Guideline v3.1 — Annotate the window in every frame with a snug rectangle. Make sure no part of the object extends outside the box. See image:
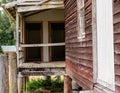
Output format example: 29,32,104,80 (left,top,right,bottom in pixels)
77,0,85,41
